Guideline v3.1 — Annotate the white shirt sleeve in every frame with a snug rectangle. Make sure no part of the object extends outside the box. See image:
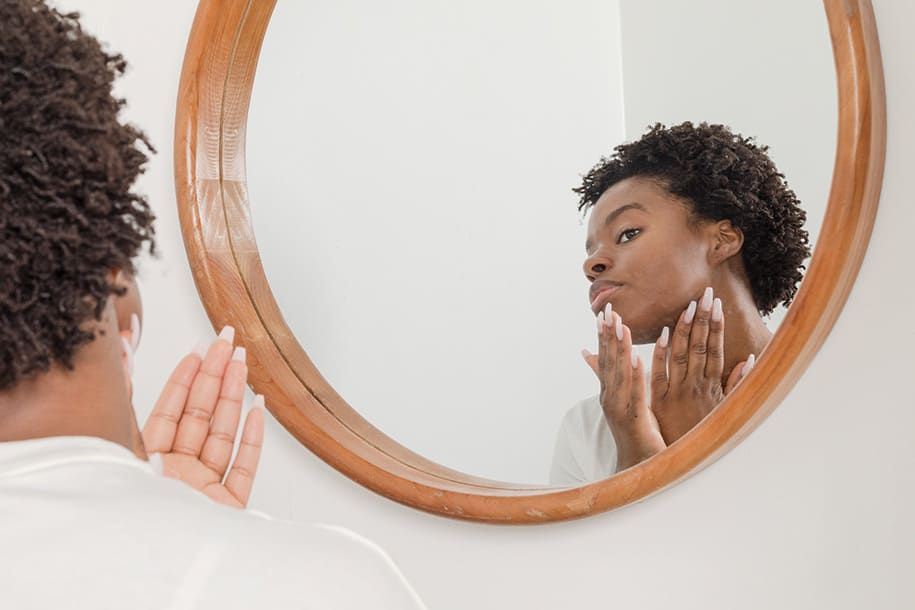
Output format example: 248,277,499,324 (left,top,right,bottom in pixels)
188,518,428,610
549,396,617,486
549,406,589,486
0,437,427,610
